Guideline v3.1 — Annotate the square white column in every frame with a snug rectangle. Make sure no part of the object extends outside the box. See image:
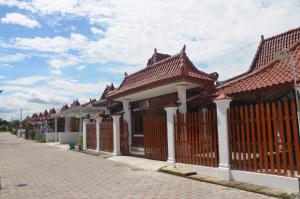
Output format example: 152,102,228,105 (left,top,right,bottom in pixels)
96,117,103,152
214,97,232,180
54,117,58,133
176,85,187,114
82,119,88,150
79,117,83,132
165,105,178,167
122,100,132,150
112,115,121,156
